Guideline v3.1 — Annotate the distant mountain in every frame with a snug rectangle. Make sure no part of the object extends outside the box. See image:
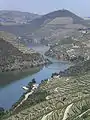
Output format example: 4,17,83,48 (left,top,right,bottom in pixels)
31,9,85,44
30,9,84,26
0,10,40,25
0,9,85,44
84,18,90,27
